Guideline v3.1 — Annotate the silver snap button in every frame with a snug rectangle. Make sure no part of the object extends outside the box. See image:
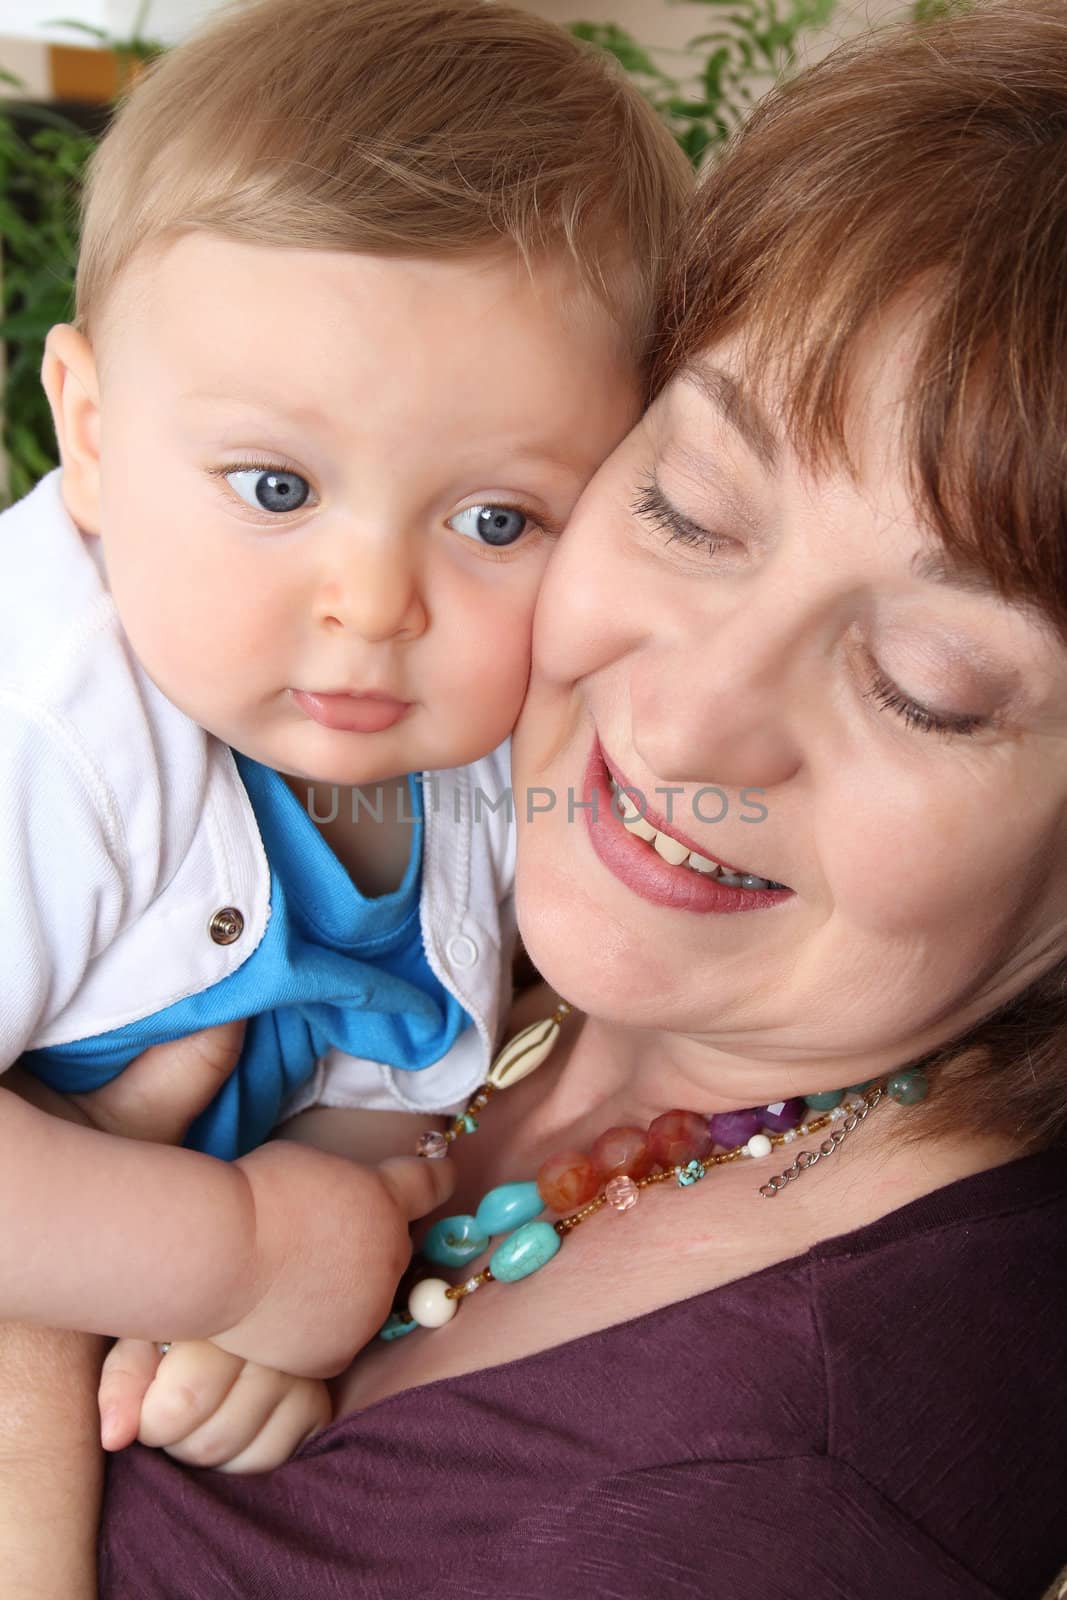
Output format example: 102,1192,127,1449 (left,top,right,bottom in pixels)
208,906,245,946
446,934,478,967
